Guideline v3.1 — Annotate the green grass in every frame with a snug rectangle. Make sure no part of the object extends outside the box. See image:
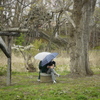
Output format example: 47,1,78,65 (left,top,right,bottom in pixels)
0,72,100,100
